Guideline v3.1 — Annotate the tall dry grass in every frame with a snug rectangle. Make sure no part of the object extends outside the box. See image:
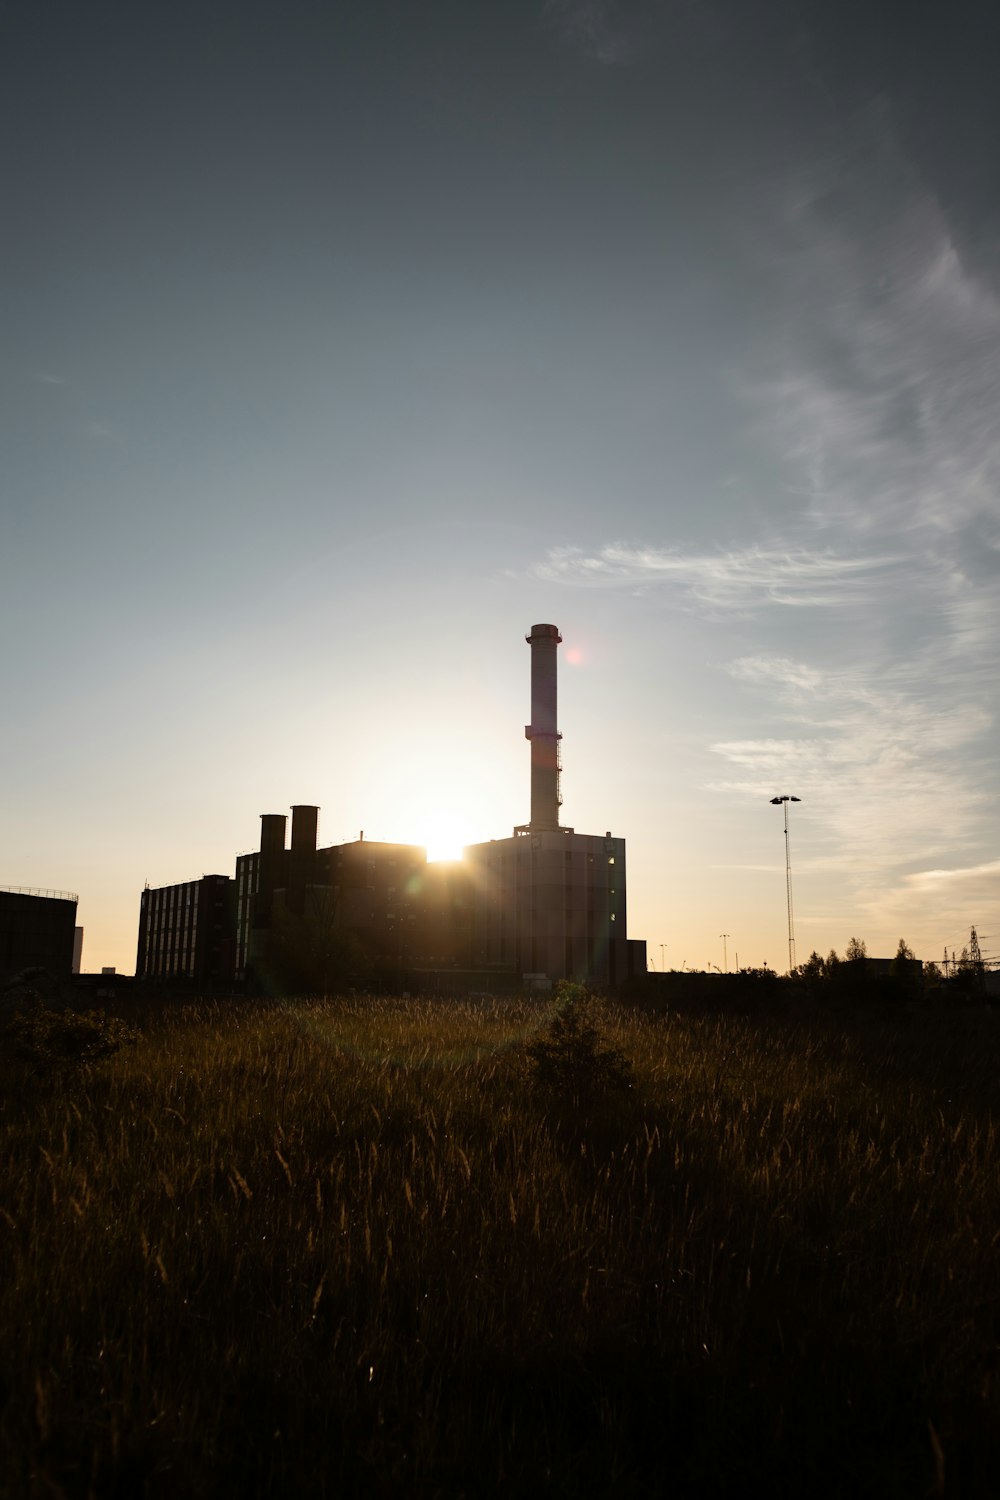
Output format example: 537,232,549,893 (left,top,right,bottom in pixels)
1,994,998,1496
